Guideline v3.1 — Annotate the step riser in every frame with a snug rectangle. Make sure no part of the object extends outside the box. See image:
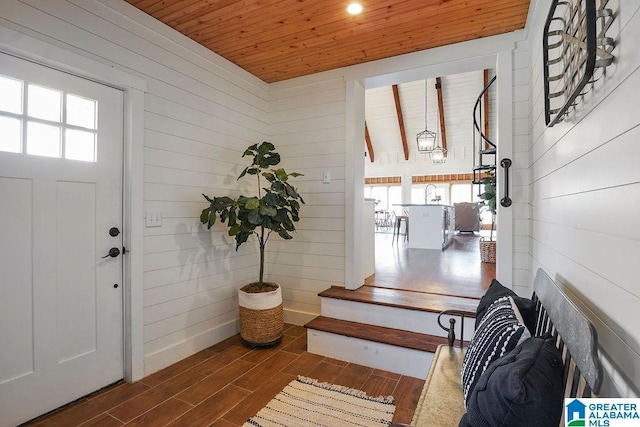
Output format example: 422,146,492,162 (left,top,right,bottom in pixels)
321,297,475,342
307,329,434,379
